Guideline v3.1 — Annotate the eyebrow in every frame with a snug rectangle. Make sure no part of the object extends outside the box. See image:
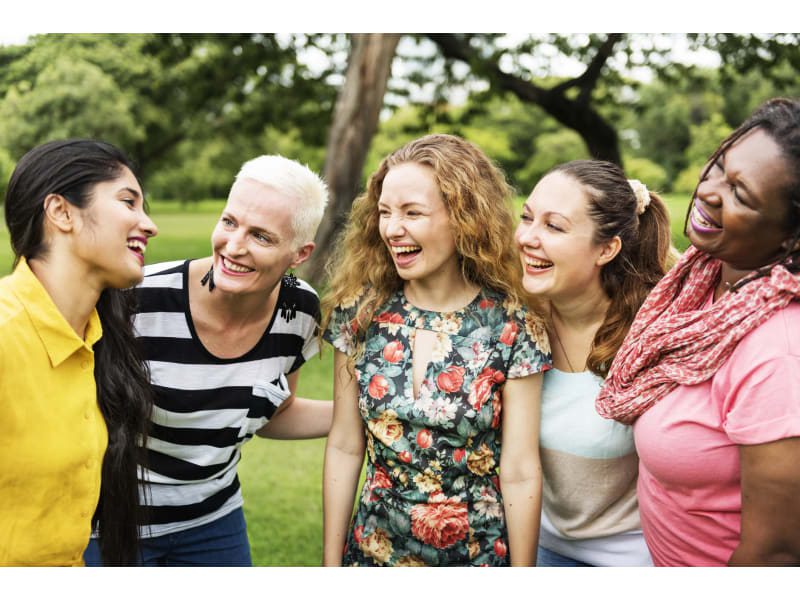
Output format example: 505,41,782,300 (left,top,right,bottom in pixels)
221,211,280,240
377,200,429,209
719,153,754,199
522,203,571,222
119,187,141,198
